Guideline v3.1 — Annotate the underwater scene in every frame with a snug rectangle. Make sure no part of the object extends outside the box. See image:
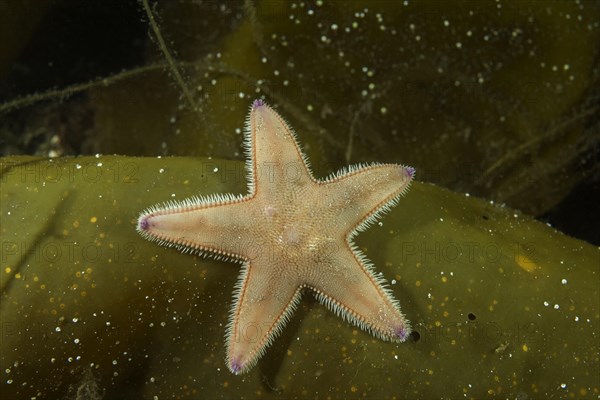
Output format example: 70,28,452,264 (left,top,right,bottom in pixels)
0,1,598,399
